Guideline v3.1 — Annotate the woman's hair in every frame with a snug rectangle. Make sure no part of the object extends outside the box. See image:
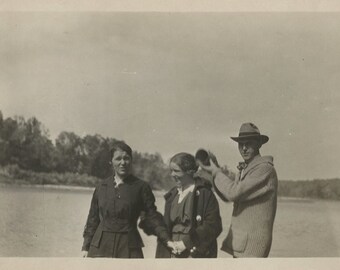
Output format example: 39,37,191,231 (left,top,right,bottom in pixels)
170,152,198,175
110,141,133,160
